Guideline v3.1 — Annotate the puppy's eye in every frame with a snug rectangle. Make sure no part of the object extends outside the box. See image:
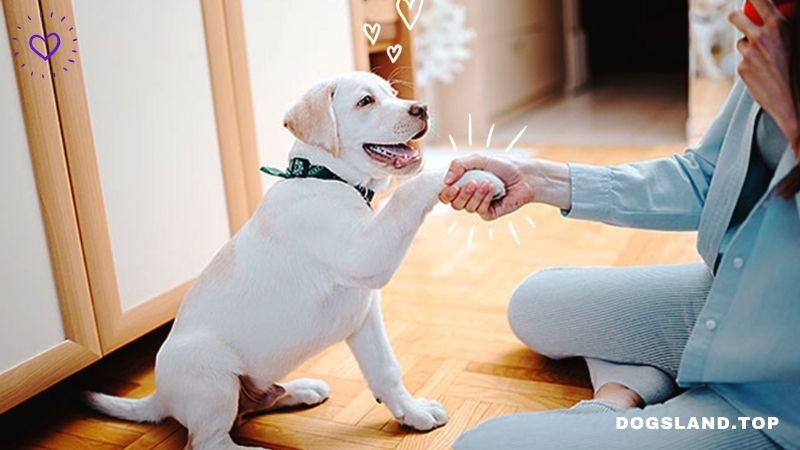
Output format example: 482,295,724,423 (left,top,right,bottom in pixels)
357,95,375,108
